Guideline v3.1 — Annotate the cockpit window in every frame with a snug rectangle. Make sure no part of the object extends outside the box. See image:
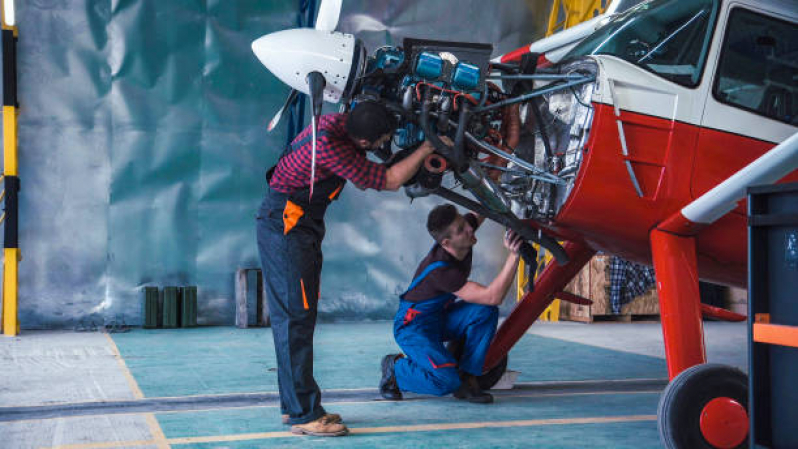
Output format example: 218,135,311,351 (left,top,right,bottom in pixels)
564,0,718,87
713,8,798,125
